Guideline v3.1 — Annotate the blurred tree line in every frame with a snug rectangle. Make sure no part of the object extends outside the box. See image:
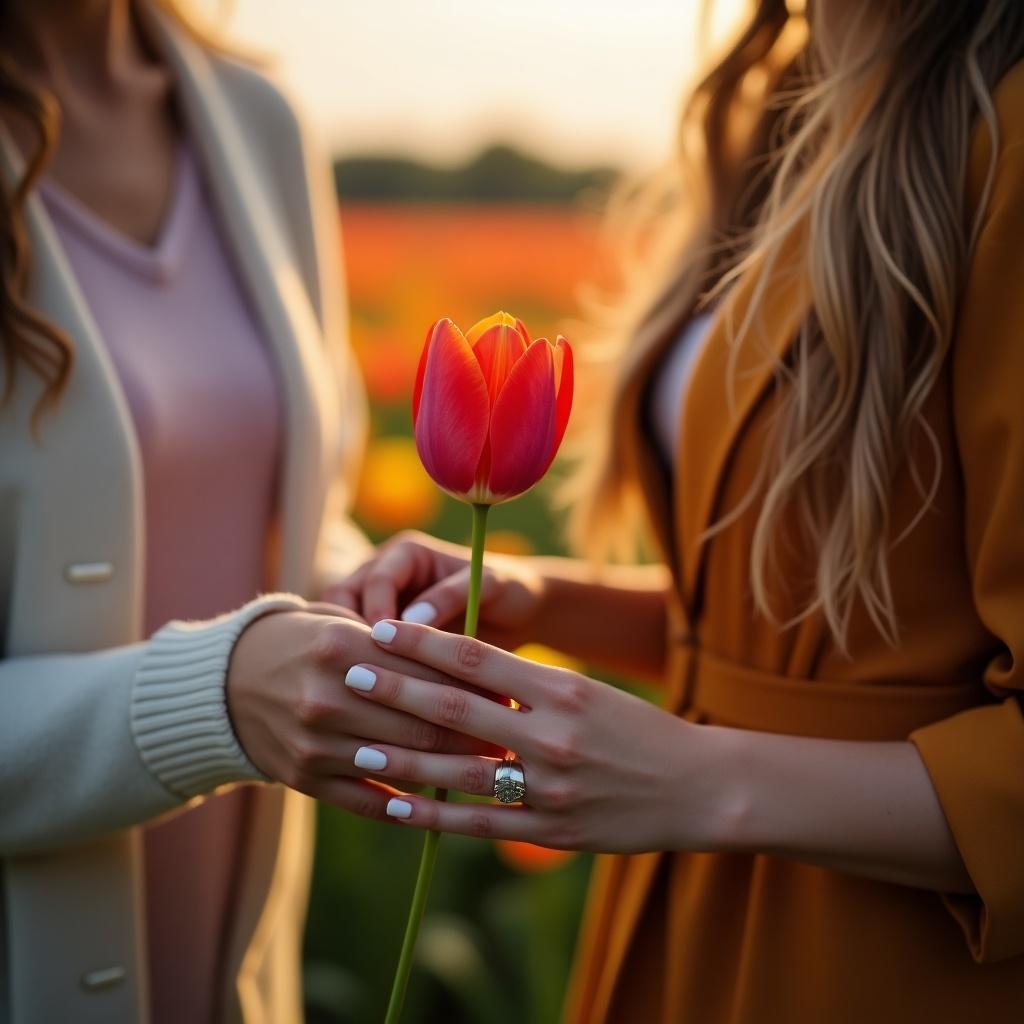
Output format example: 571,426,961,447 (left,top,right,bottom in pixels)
334,143,617,204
